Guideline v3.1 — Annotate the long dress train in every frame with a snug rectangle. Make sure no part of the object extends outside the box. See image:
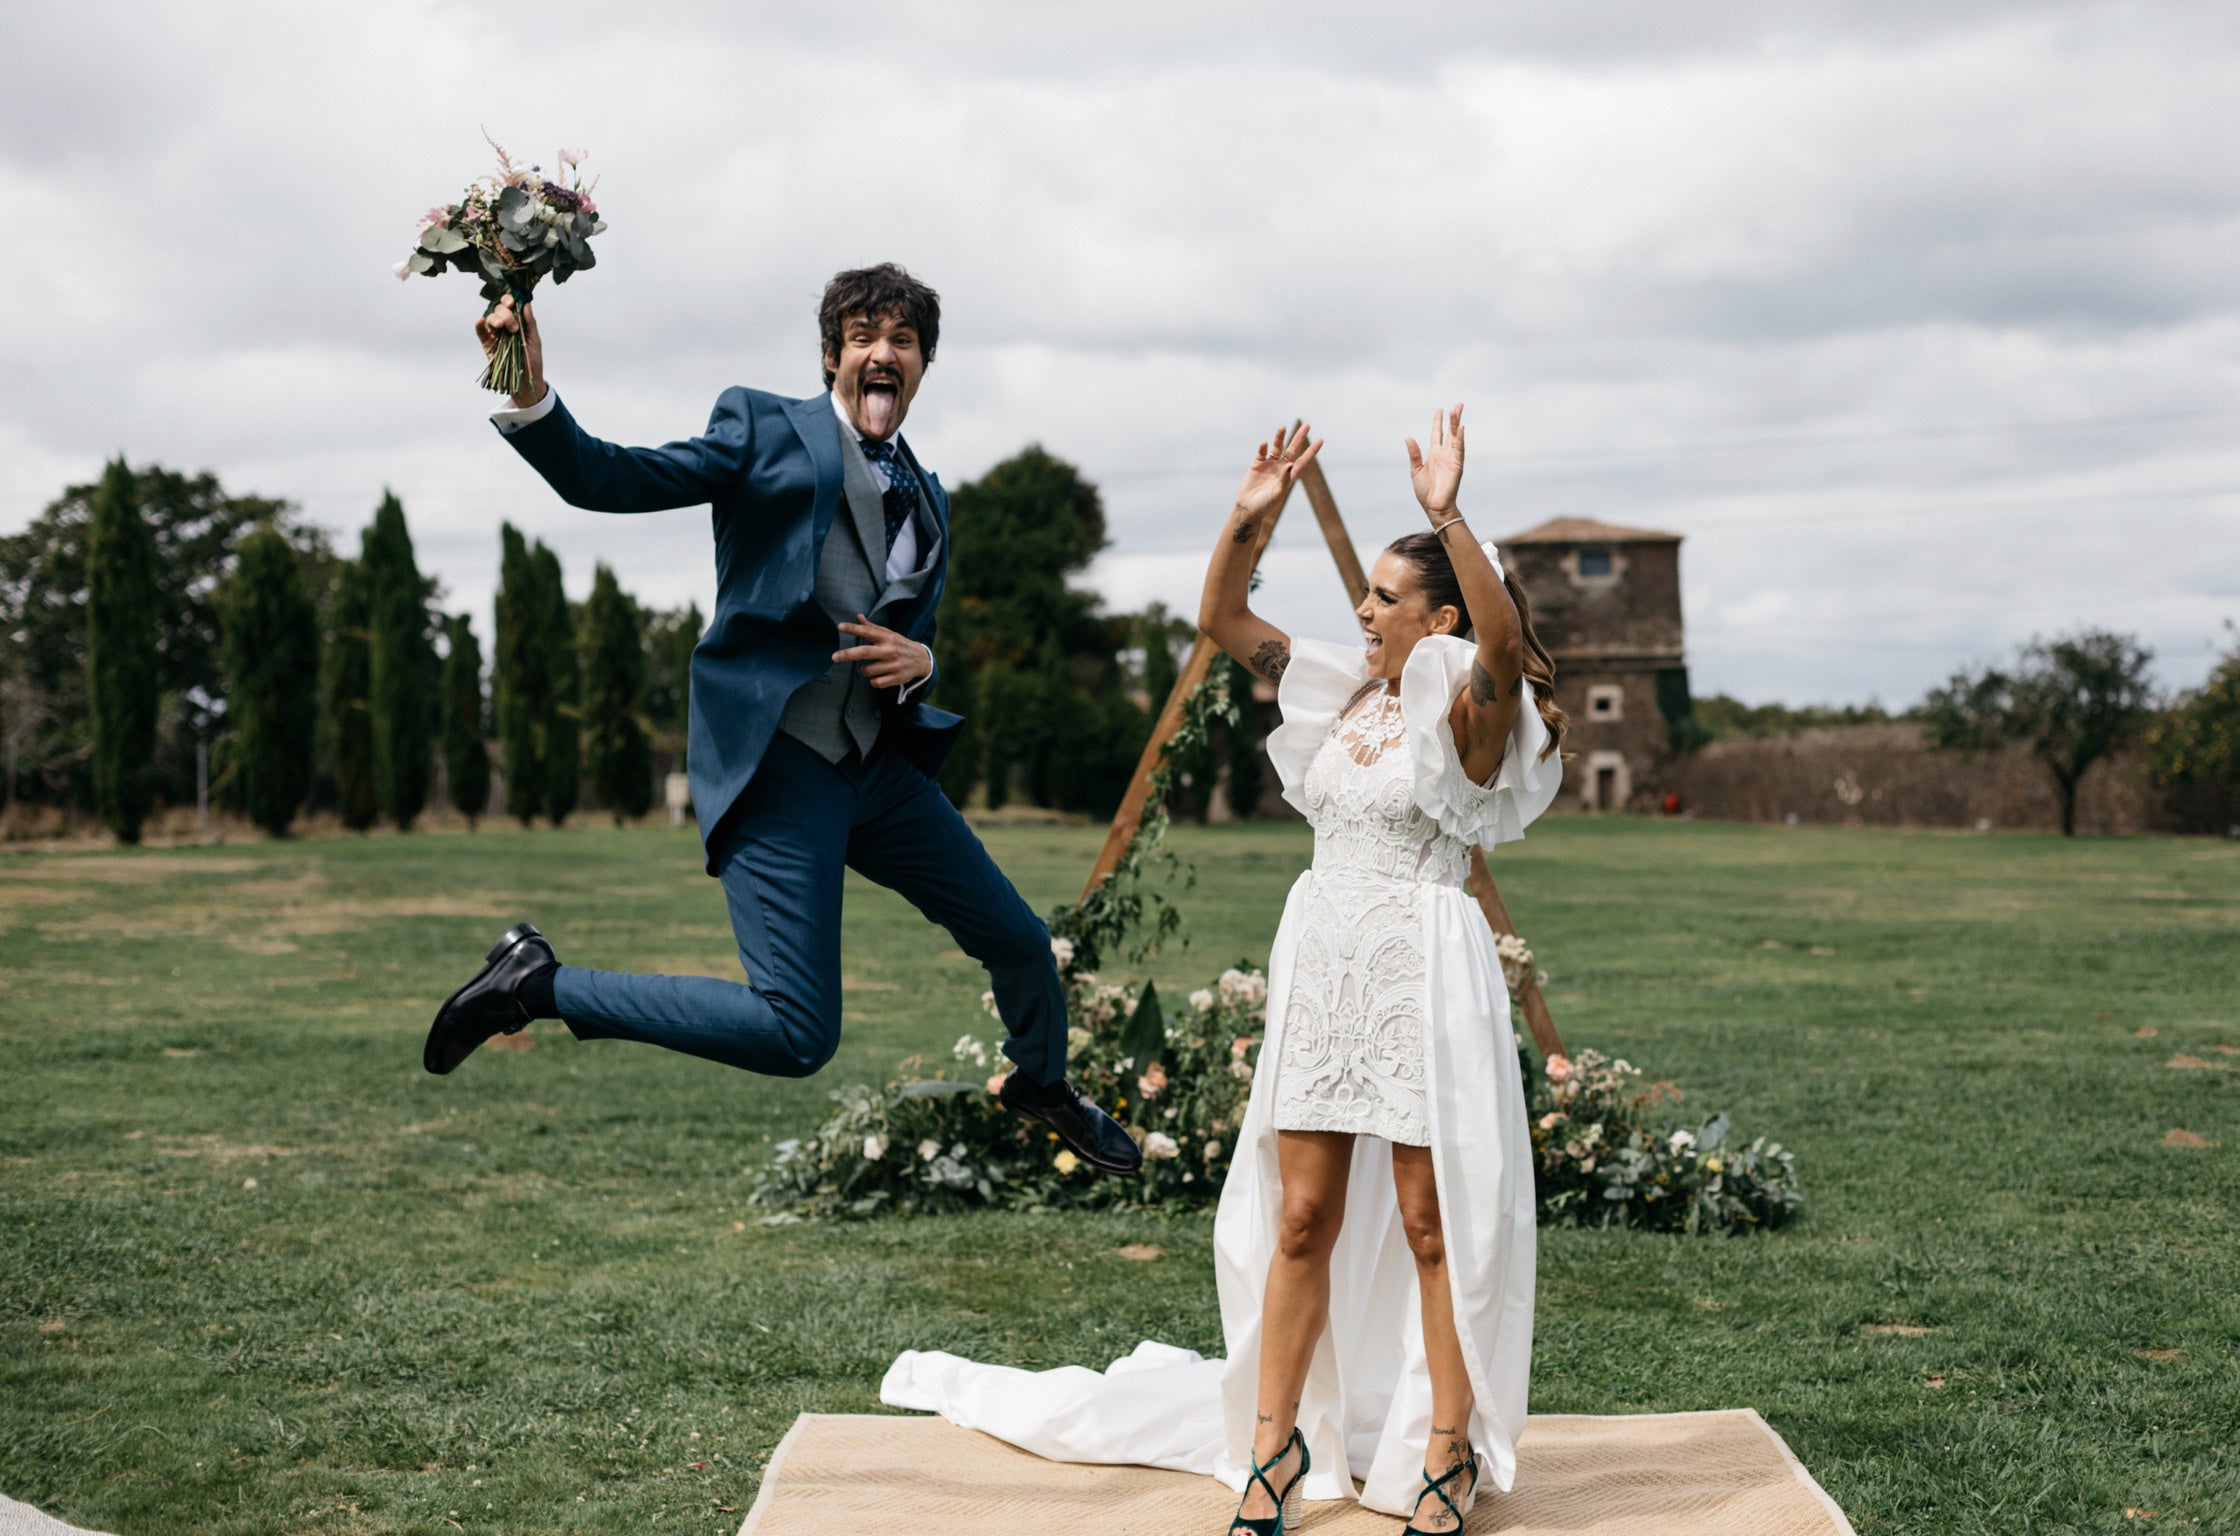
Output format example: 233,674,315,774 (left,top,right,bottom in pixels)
882,634,1561,1516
